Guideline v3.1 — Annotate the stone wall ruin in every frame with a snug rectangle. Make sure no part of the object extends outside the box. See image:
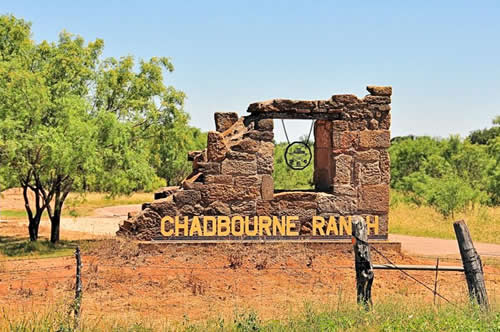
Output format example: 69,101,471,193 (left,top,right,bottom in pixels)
117,85,392,241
